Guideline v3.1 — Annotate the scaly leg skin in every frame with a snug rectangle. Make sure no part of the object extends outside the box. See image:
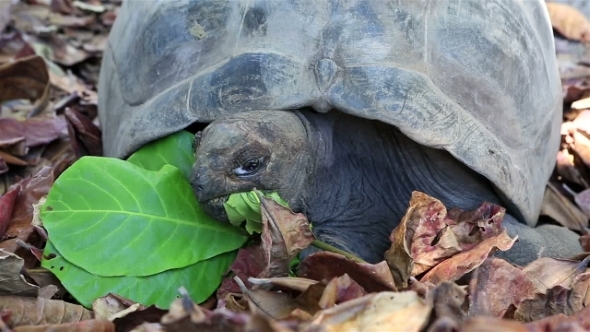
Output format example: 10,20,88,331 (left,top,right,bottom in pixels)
496,214,584,266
